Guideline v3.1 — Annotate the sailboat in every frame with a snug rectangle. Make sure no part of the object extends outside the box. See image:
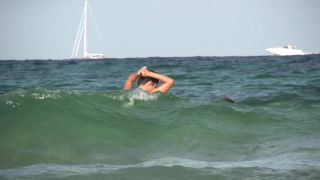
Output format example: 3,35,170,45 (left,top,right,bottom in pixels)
71,0,105,59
